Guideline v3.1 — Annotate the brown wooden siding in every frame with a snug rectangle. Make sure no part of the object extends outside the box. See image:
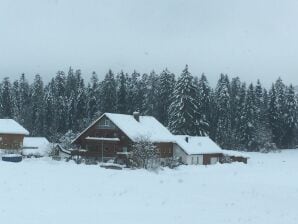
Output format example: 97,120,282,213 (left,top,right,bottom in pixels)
0,134,25,149
203,153,222,165
157,142,173,158
73,115,173,158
